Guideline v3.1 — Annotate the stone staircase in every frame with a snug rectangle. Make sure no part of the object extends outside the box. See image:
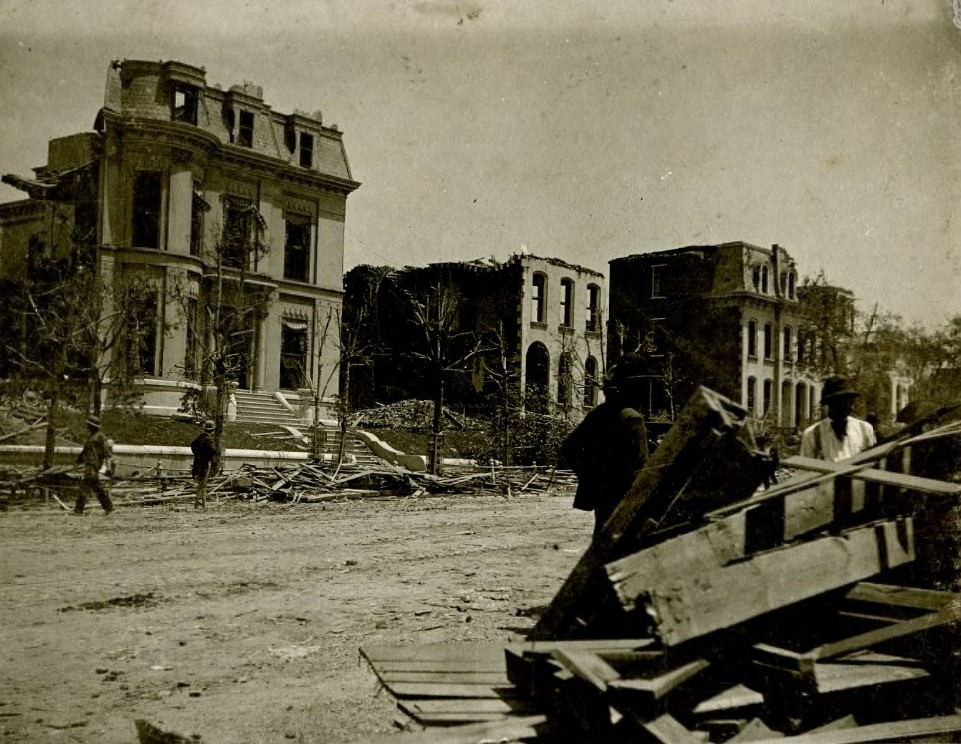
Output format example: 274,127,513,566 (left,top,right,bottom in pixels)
232,390,304,426
231,391,384,467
